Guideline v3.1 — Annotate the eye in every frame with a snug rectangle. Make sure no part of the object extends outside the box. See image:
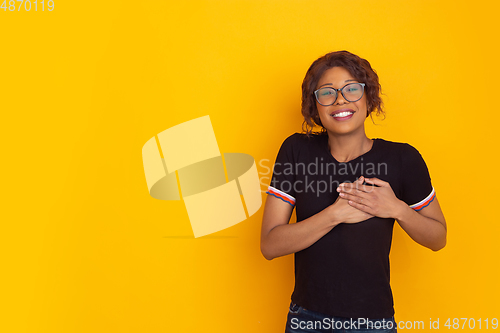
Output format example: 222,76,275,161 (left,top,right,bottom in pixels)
320,88,334,96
